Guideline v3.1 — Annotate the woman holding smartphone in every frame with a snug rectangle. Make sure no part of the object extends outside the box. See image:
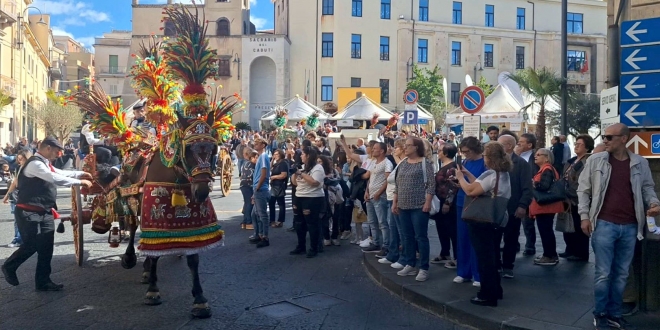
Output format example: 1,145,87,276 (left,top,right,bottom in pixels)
290,147,325,258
